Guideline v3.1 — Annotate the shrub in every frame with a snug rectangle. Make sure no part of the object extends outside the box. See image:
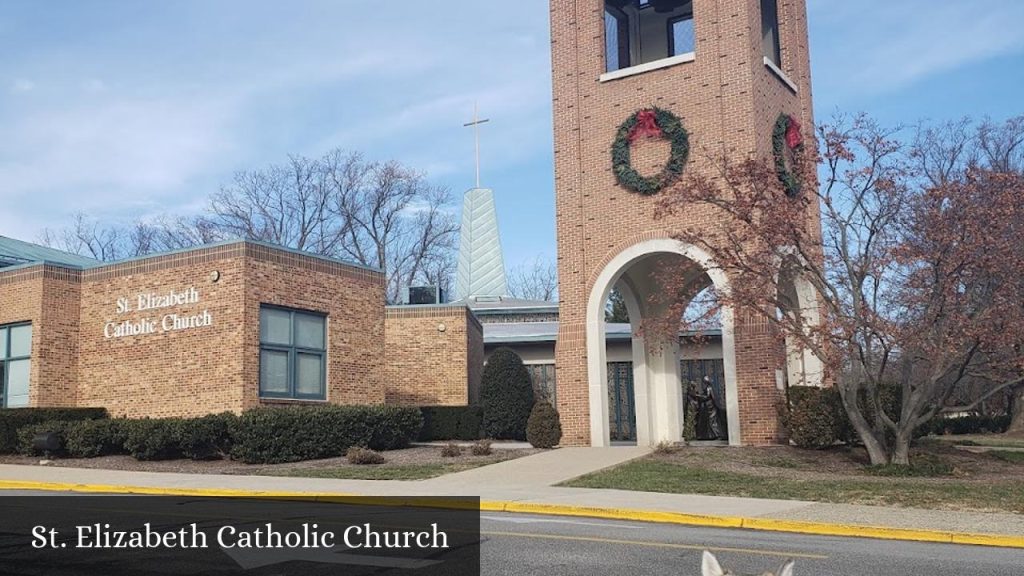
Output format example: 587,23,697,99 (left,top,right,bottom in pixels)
653,441,679,455
480,348,534,440
18,420,76,456
65,418,129,458
779,386,839,449
526,401,562,449
440,443,462,457
470,439,492,456
178,412,238,460
231,405,423,464
346,446,385,465
123,418,184,461
368,406,424,451
923,414,1011,436
0,408,107,454
418,406,483,441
